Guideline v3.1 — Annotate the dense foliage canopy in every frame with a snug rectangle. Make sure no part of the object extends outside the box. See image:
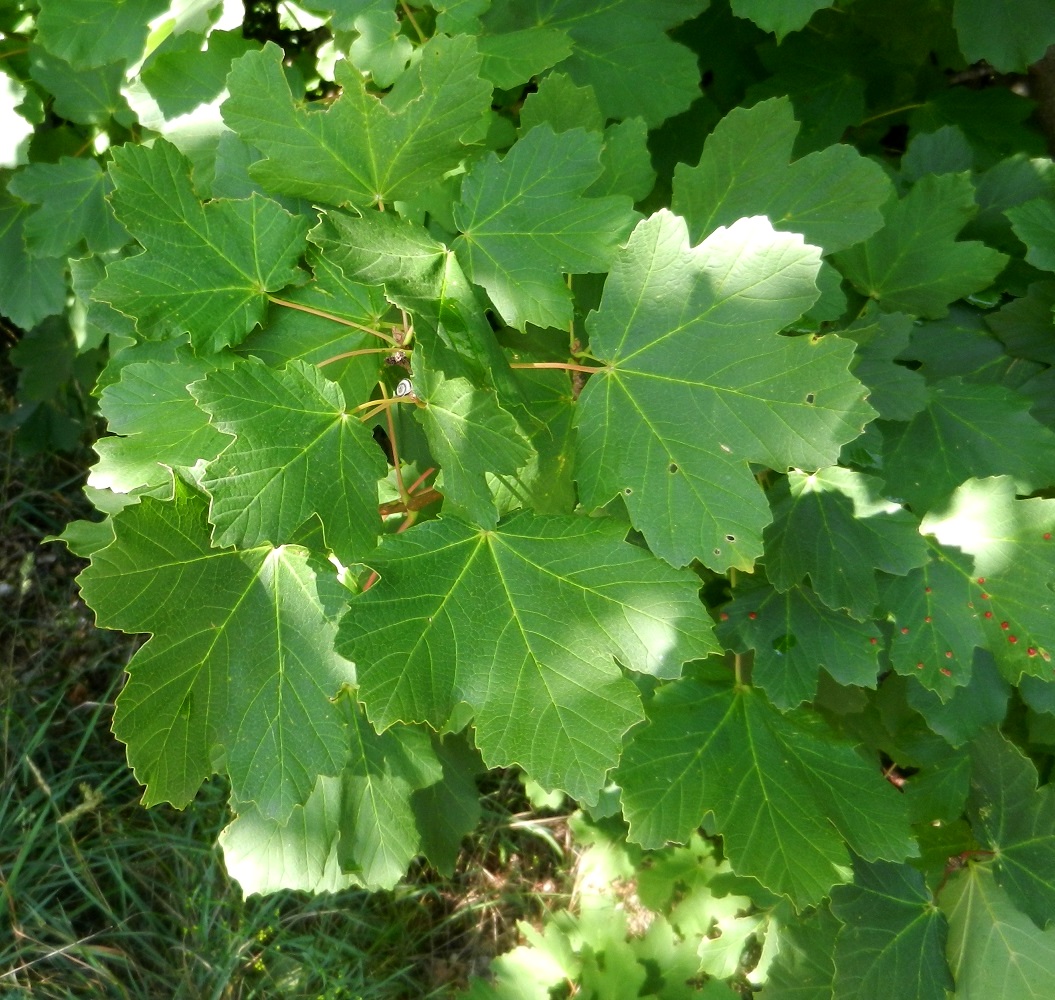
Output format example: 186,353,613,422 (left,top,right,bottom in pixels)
5,0,1055,995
